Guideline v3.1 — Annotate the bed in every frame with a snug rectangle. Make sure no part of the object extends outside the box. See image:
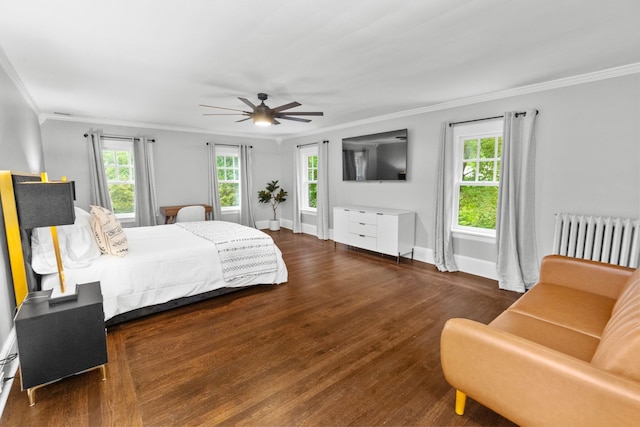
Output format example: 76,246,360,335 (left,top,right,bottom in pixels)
1,171,287,325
